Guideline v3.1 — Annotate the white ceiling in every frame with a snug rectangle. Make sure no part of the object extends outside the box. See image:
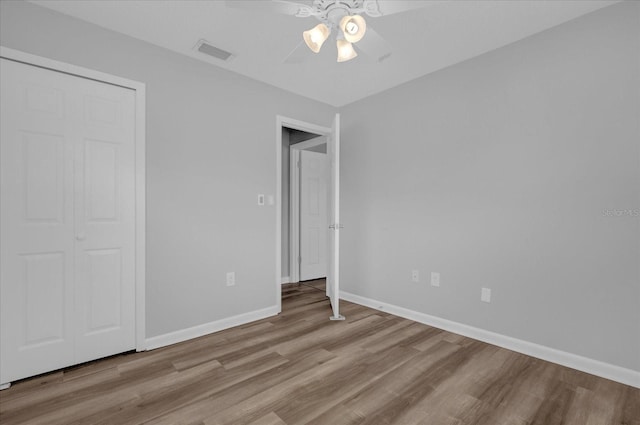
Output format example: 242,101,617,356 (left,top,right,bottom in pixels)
30,0,618,107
